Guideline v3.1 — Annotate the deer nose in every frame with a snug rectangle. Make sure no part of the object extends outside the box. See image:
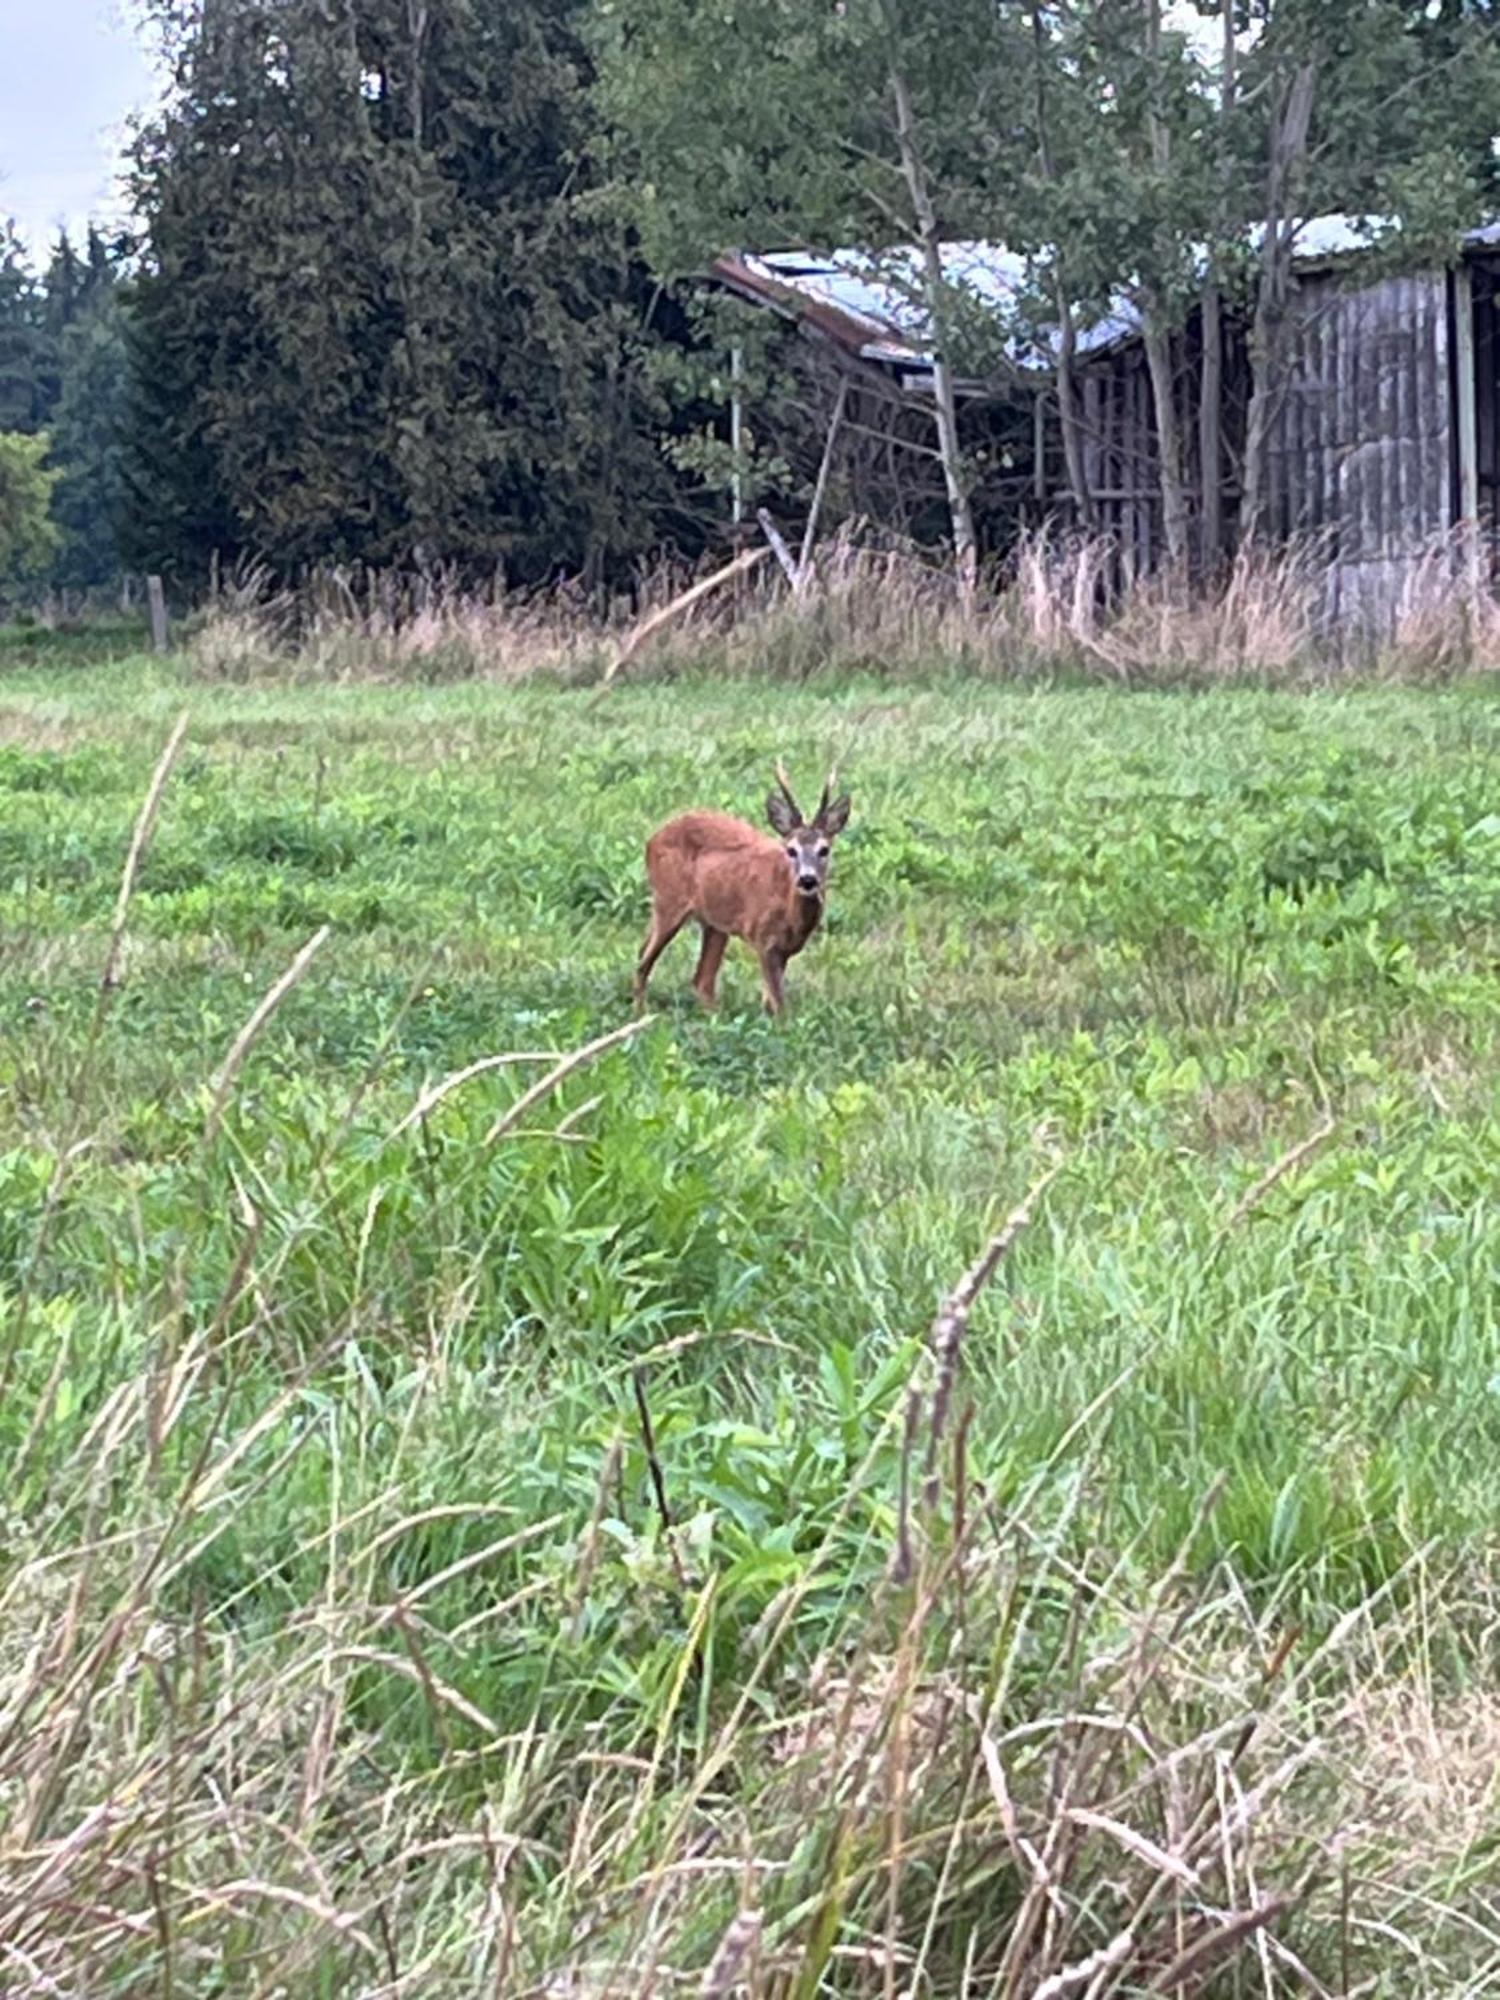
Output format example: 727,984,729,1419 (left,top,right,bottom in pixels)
797,870,819,892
